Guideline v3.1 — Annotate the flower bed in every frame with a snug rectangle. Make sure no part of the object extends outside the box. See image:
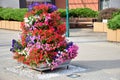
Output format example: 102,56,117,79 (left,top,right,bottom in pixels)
0,20,21,30
10,3,78,70
93,22,108,32
107,14,120,42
